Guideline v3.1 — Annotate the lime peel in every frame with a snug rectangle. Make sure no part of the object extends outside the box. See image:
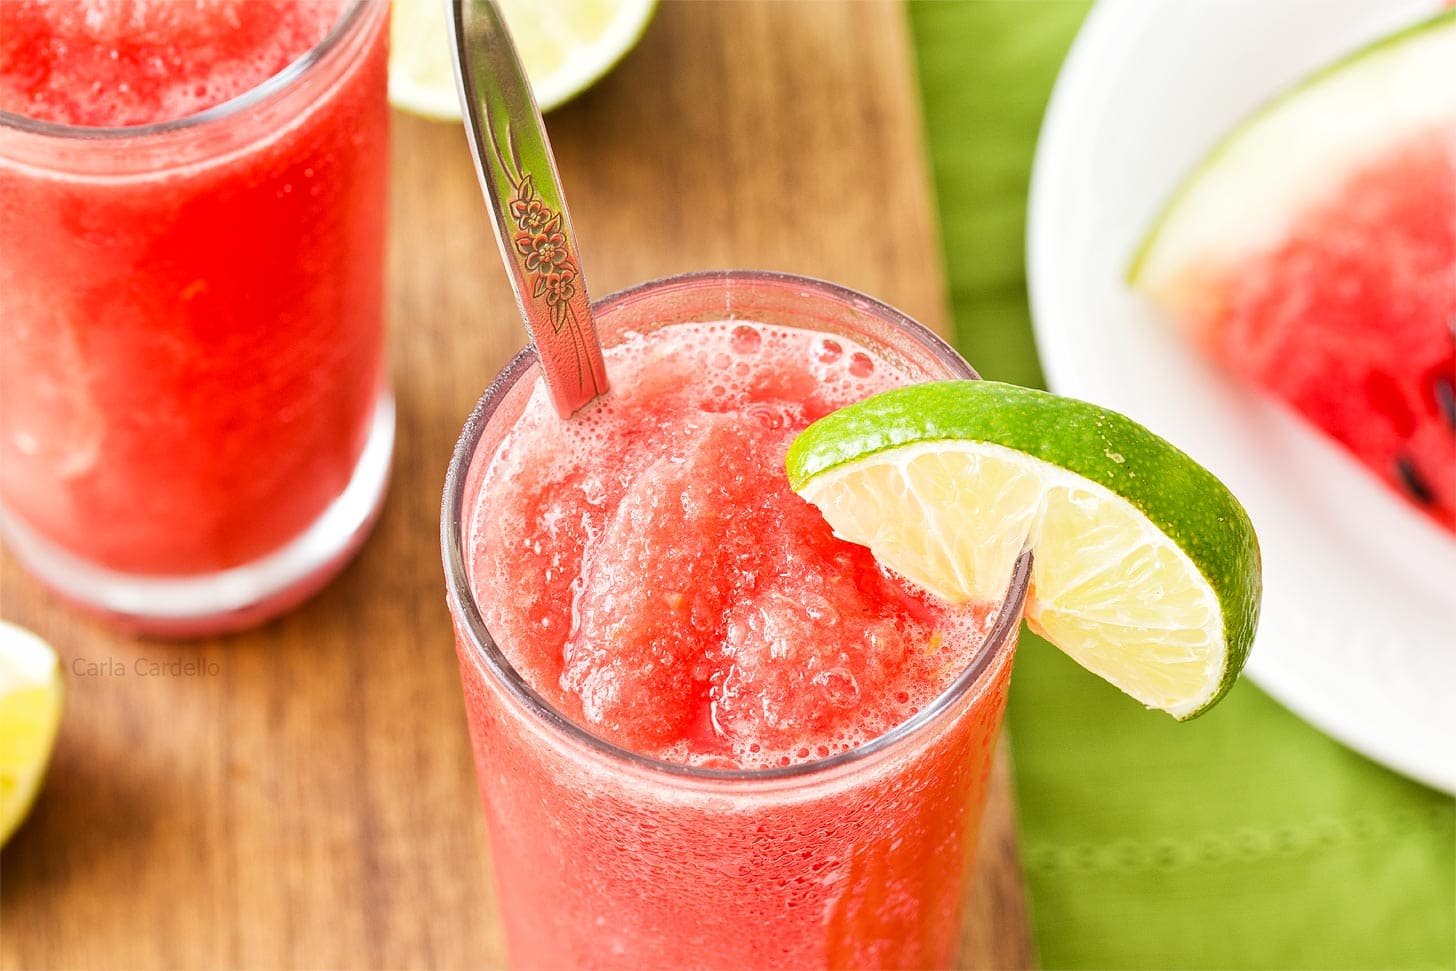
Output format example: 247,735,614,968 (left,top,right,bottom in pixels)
787,380,1261,719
